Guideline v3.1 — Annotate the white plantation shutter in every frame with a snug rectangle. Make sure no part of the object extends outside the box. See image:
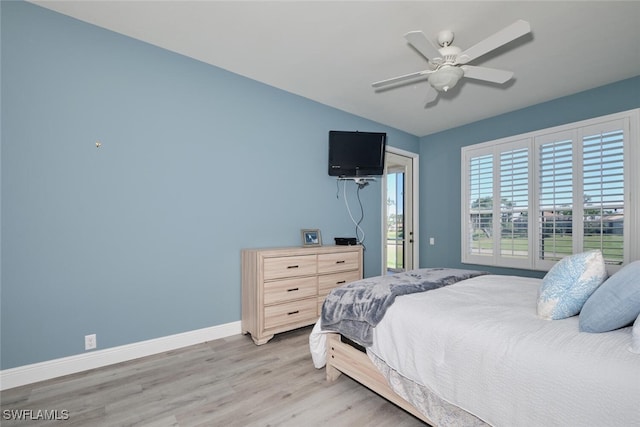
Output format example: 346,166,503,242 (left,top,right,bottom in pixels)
581,121,625,265
463,140,532,268
461,109,638,272
537,132,574,263
467,153,493,258
500,147,529,259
